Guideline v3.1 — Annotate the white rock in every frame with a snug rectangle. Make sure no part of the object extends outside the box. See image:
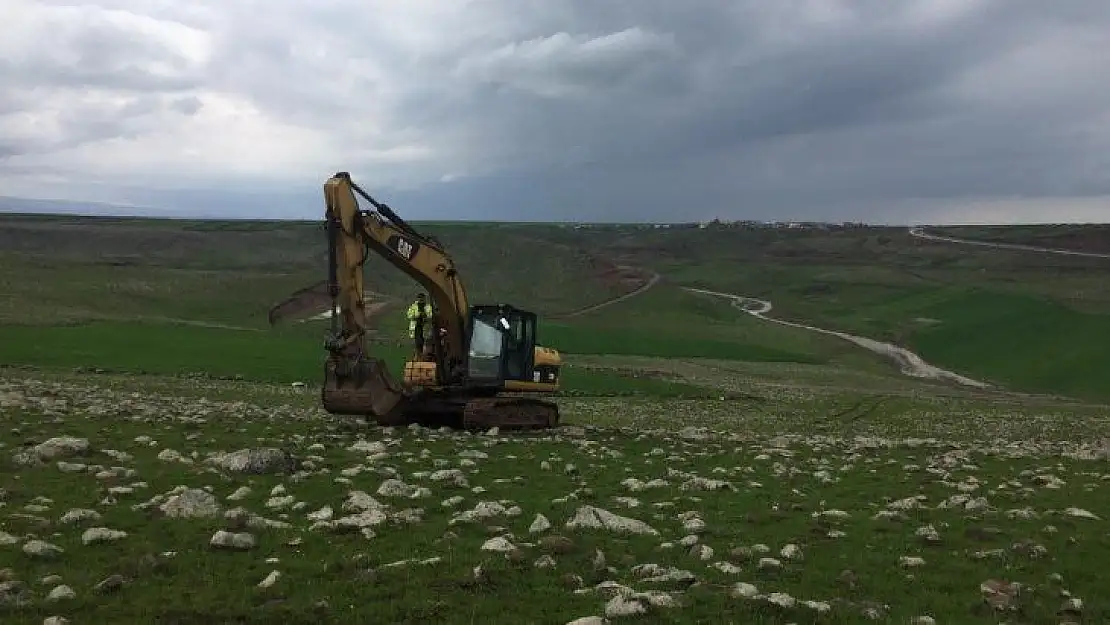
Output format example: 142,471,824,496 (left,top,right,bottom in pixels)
46,585,76,602
481,537,516,552
1064,507,1099,520
257,570,281,589
81,527,128,545
802,600,832,613
265,495,295,510
690,544,713,560
349,440,387,454
226,486,252,501
429,469,469,488
209,530,255,550
307,506,333,522
604,594,647,618
23,540,63,558
343,491,385,512
451,501,512,524
529,513,552,534
160,488,221,518
765,592,795,608
34,437,90,461
534,555,557,569
712,561,742,574
157,449,192,464
208,448,293,474
731,582,760,598
565,505,659,536
377,479,427,498
757,557,781,570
